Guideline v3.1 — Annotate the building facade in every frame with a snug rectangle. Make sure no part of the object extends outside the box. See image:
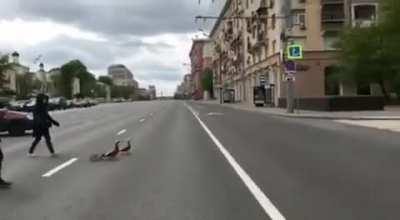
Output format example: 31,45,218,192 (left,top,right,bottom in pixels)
4,52,29,93
209,0,379,107
108,64,139,88
189,39,213,100
148,85,157,100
